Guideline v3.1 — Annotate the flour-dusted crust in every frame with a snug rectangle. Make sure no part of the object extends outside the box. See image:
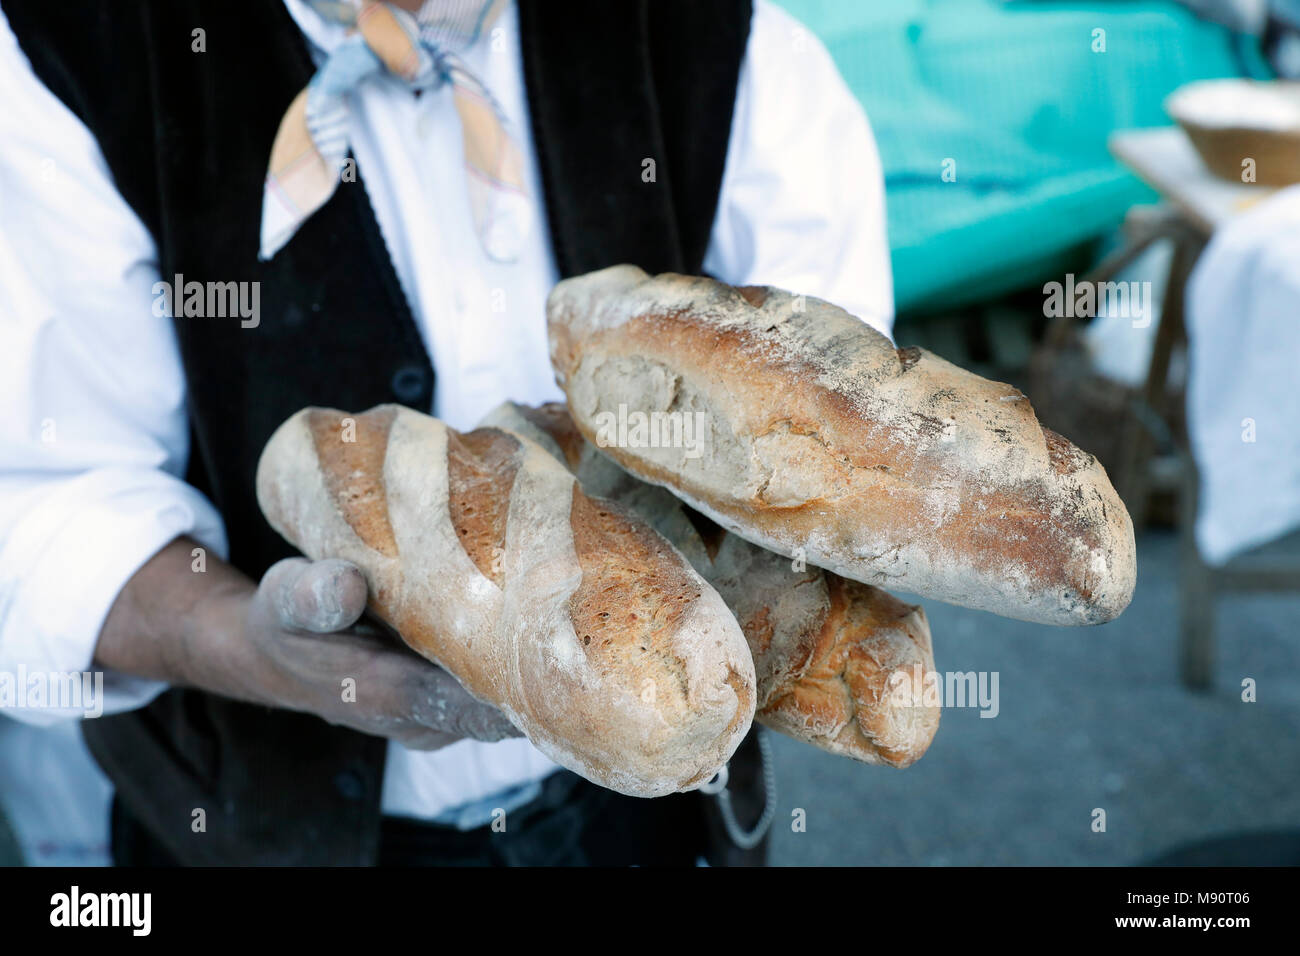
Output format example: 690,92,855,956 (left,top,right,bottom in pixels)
486,401,942,768
255,405,756,797
548,266,1136,626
